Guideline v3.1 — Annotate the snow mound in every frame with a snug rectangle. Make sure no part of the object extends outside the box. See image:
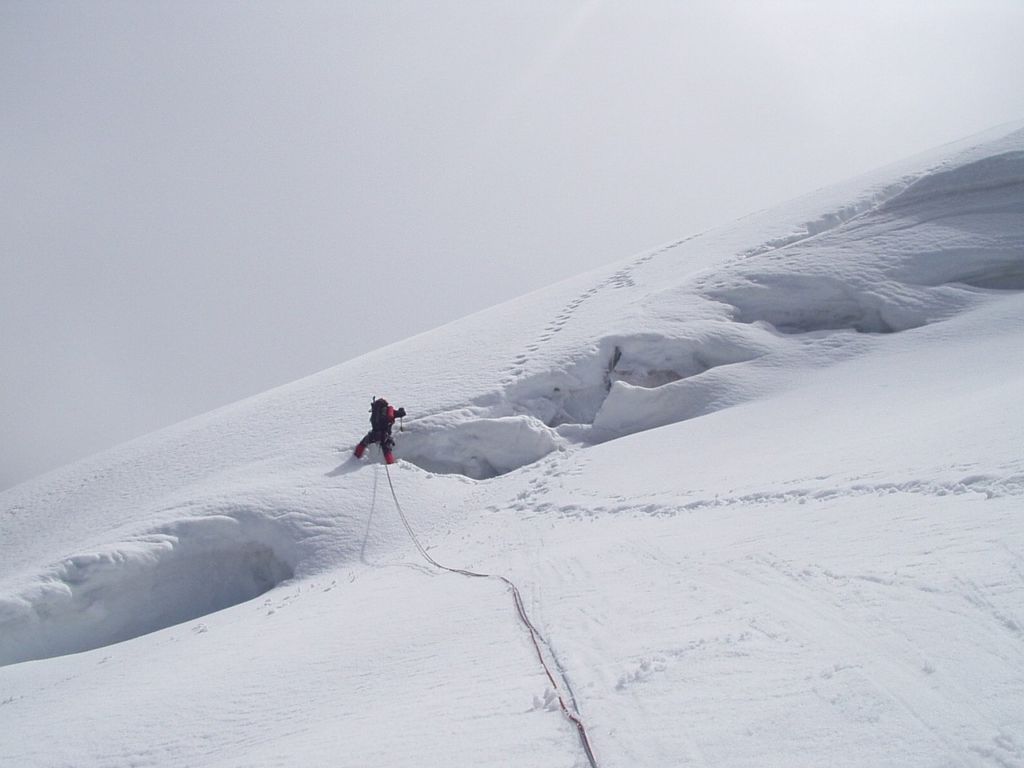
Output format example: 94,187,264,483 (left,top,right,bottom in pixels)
507,332,768,428
503,331,773,442
739,179,911,259
881,149,1024,212
0,514,295,666
886,150,1024,291
393,142,1024,476
710,273,931,334
397,330,771,479
398,414,562,480
707,149,1024,335
362,141,1024,480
